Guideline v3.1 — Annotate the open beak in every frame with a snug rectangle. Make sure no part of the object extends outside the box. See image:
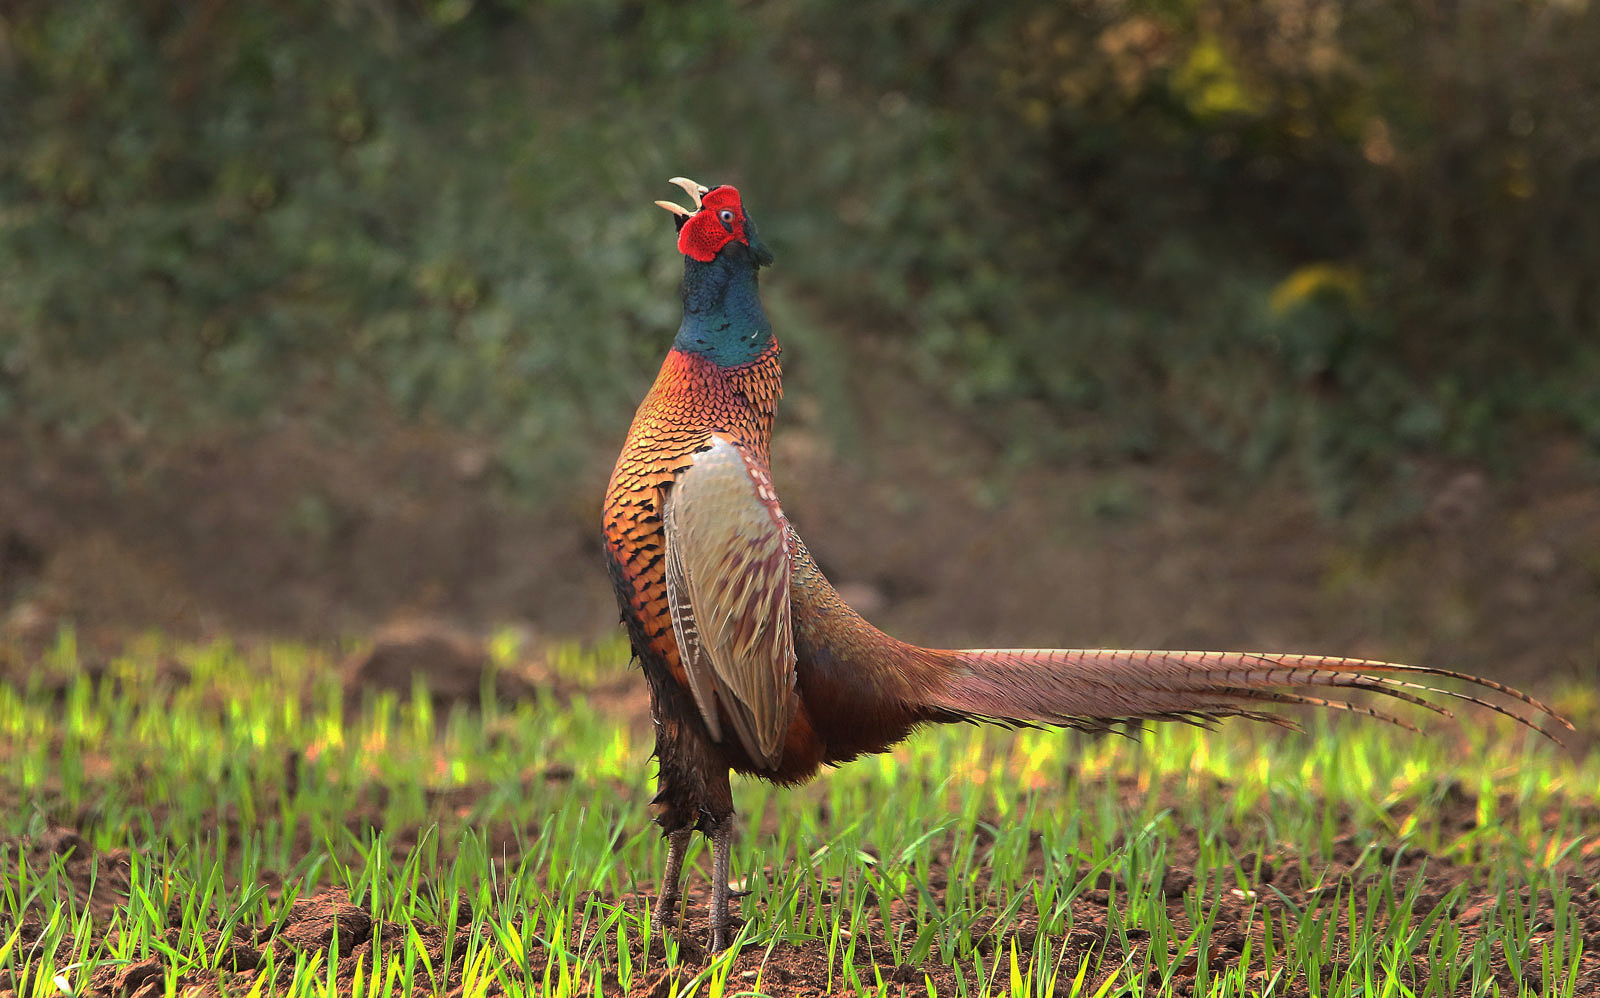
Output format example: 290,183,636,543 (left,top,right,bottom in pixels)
654,176,710,218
